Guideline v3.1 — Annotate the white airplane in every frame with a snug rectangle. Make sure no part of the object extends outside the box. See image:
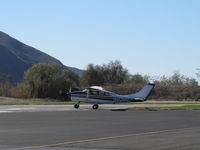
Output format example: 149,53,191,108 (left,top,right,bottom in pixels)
68,83,155,109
